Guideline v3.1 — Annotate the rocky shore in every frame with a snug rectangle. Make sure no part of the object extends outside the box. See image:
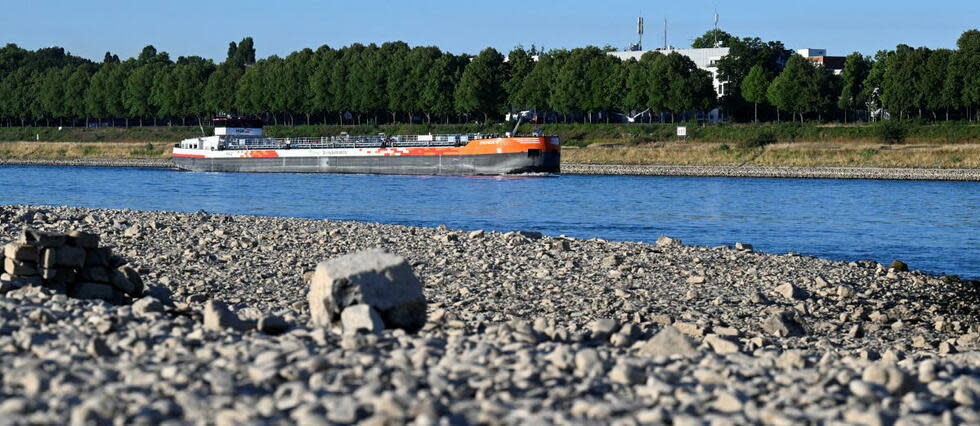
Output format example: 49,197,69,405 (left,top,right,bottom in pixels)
563,163,980,181
0,158,174,168
0,204,979,424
